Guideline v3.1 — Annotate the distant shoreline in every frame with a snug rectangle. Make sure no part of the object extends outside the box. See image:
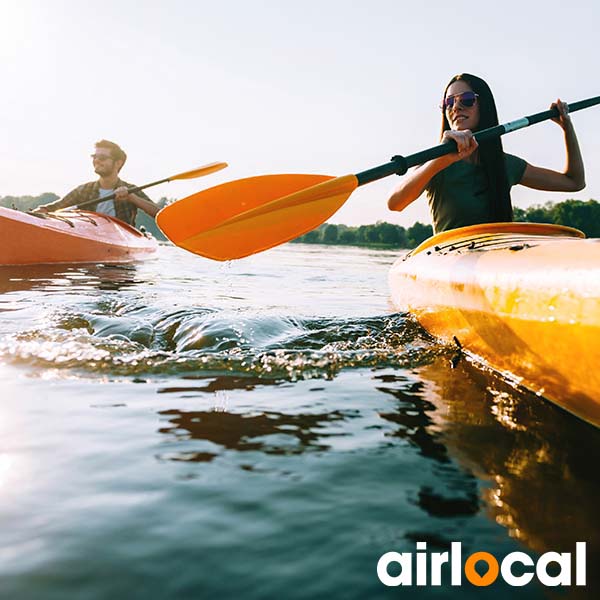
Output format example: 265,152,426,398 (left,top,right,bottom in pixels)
290,198,599,249
2,194,598,247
